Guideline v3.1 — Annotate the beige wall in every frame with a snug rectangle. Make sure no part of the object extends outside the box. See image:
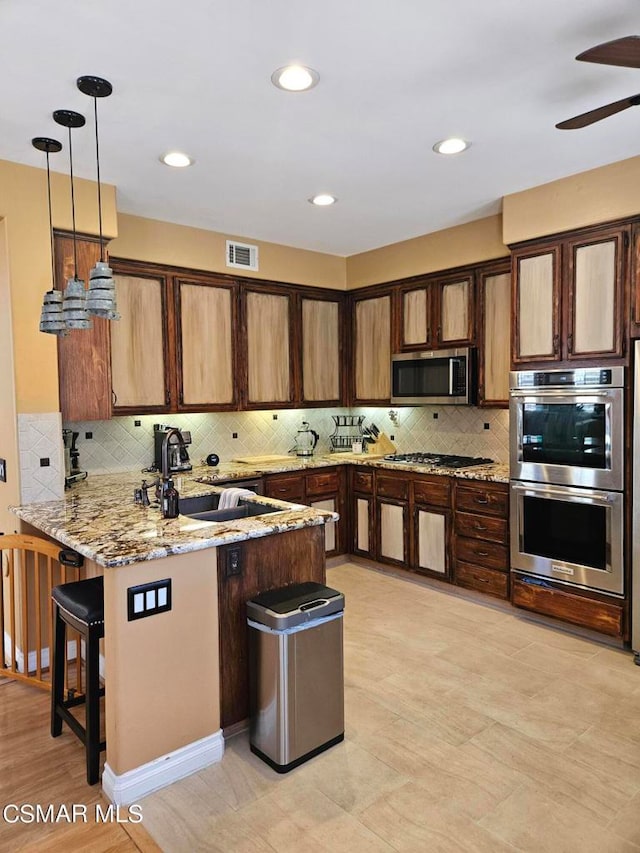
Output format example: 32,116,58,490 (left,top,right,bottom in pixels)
110,213,347,290
346,214,508,288
0,218,20,533
0,159,117,415
103,548,220,775
503,154,640,245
